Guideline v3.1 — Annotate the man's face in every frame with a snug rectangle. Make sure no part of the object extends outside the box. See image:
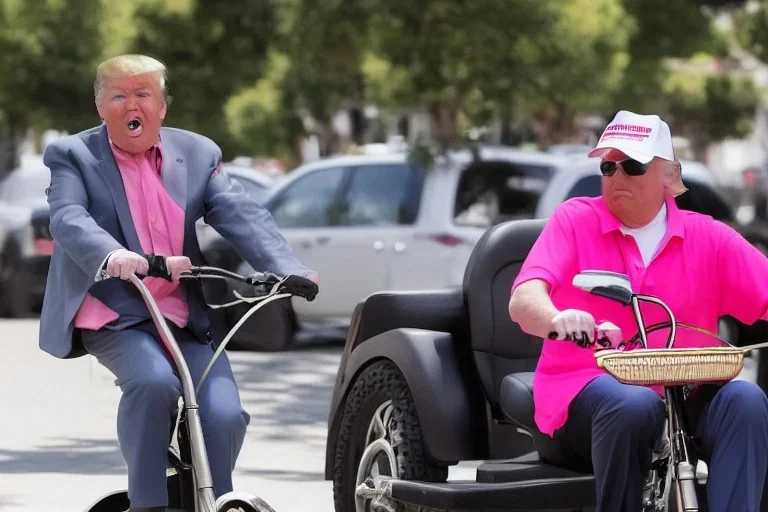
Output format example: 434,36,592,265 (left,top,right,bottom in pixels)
97,72,166,154
601,149,665,214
